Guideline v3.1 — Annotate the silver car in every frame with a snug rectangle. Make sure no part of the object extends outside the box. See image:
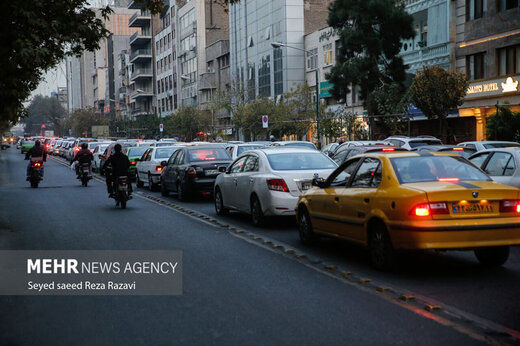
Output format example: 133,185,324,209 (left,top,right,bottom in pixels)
468,148,520,188
457,141,520,152
214,147,337,226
